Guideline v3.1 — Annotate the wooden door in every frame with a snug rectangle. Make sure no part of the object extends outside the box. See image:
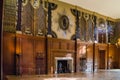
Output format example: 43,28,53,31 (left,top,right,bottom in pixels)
99,50,105,69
